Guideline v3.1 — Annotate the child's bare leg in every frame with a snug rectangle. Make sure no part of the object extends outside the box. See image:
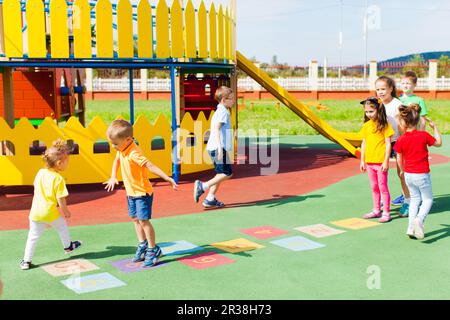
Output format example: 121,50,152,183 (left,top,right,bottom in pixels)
205,173,232,190
208,183,220,199
133,219,146,243
139,220,156,248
